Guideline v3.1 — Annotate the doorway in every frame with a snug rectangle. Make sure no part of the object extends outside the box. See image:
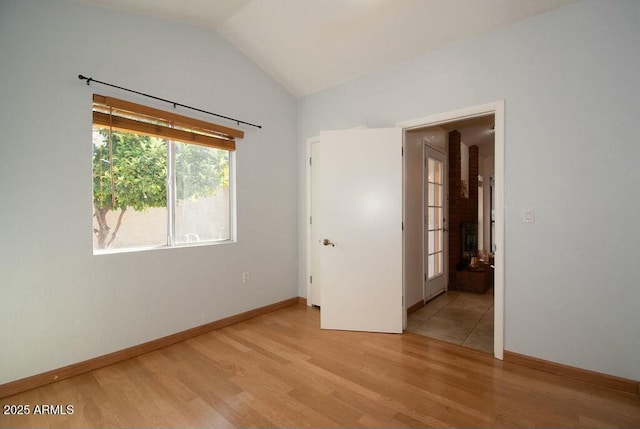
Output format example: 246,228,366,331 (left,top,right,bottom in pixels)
306,100,505,359
404,115,496,354
398,100,504,359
